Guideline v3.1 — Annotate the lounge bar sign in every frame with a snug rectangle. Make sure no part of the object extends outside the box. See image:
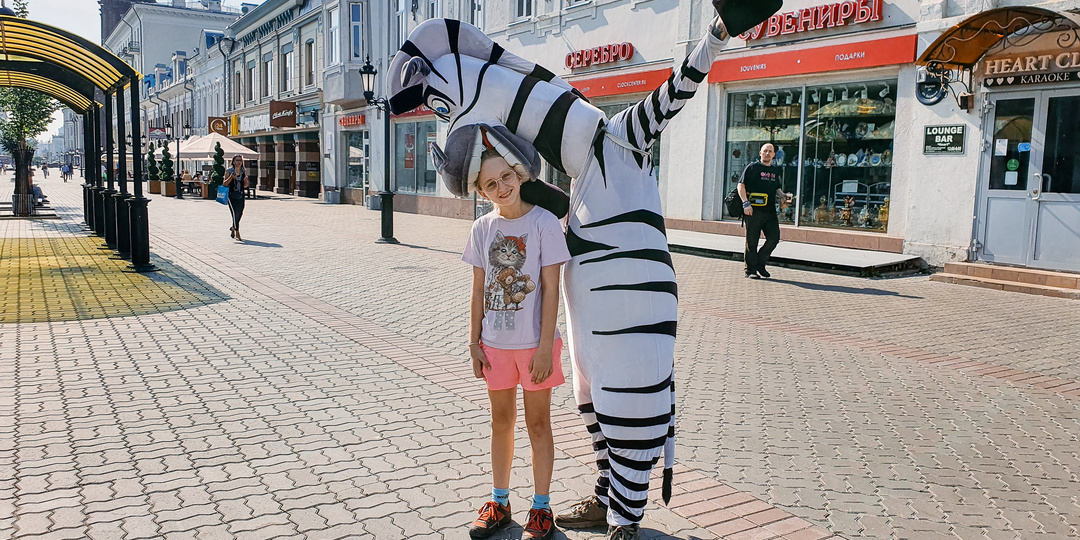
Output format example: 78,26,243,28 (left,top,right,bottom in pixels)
566,42,635,70
740,0,882,40
982,50,1080,87
924,125,965,155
